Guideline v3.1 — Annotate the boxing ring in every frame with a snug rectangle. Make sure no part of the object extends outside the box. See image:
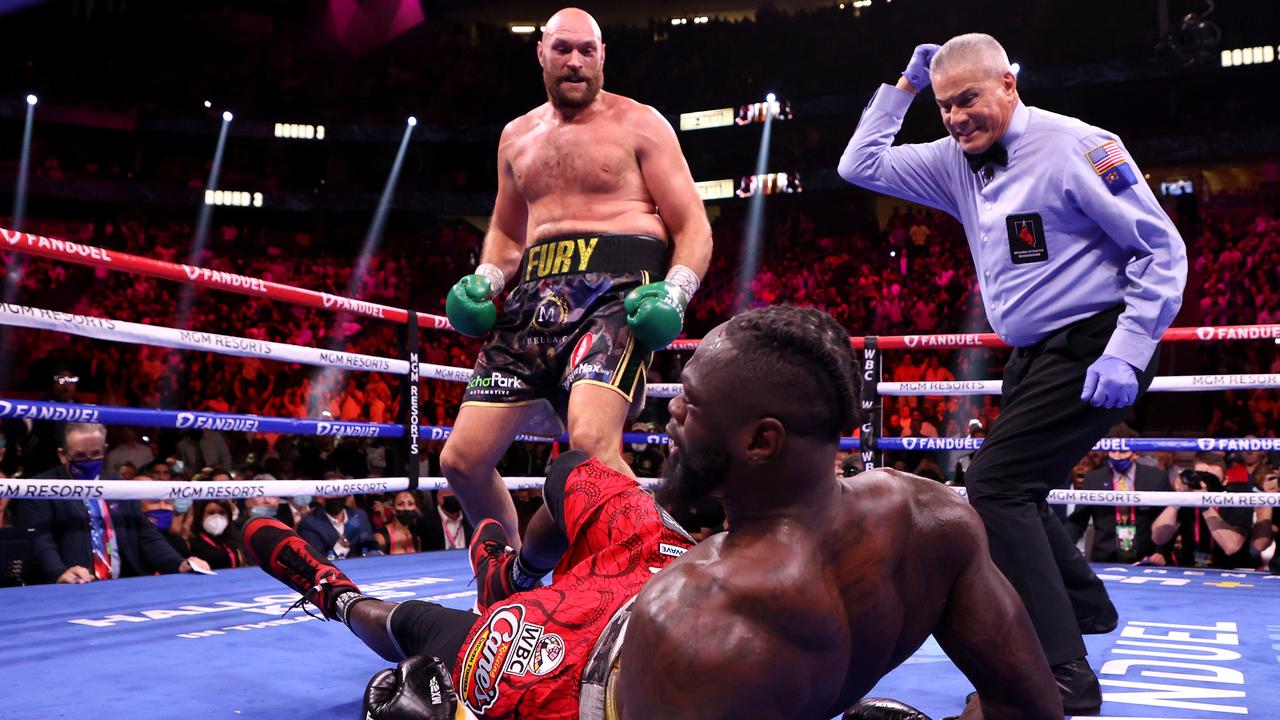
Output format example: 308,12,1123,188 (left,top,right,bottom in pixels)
3,227,1280,719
